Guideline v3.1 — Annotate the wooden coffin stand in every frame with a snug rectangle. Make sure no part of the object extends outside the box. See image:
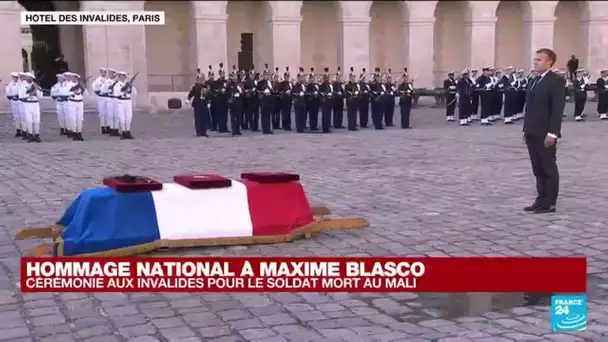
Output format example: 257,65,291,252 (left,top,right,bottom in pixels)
15,172,369,256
